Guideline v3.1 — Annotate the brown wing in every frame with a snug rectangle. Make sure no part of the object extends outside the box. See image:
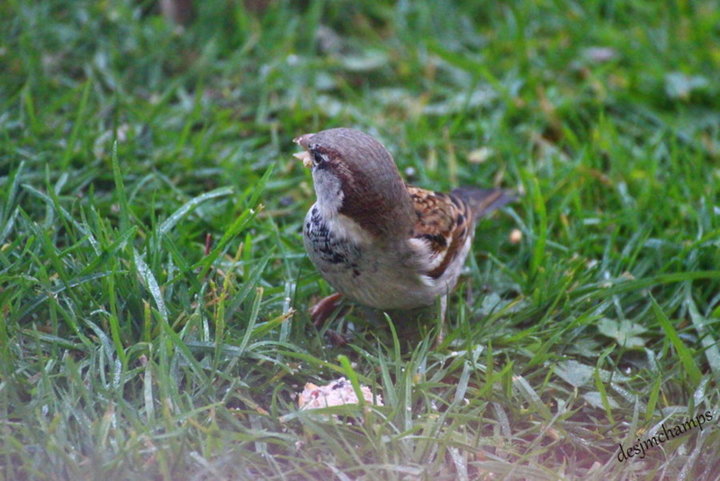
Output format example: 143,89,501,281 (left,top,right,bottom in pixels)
407,186,474,279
